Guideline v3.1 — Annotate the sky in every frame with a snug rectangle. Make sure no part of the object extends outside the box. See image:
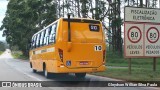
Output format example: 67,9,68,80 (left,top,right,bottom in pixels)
0,0,8,41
